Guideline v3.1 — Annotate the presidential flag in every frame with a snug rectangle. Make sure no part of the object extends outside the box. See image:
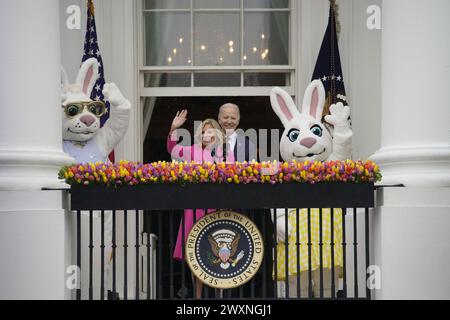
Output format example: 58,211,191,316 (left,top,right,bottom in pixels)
312,1,348,118
82,0,115,162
